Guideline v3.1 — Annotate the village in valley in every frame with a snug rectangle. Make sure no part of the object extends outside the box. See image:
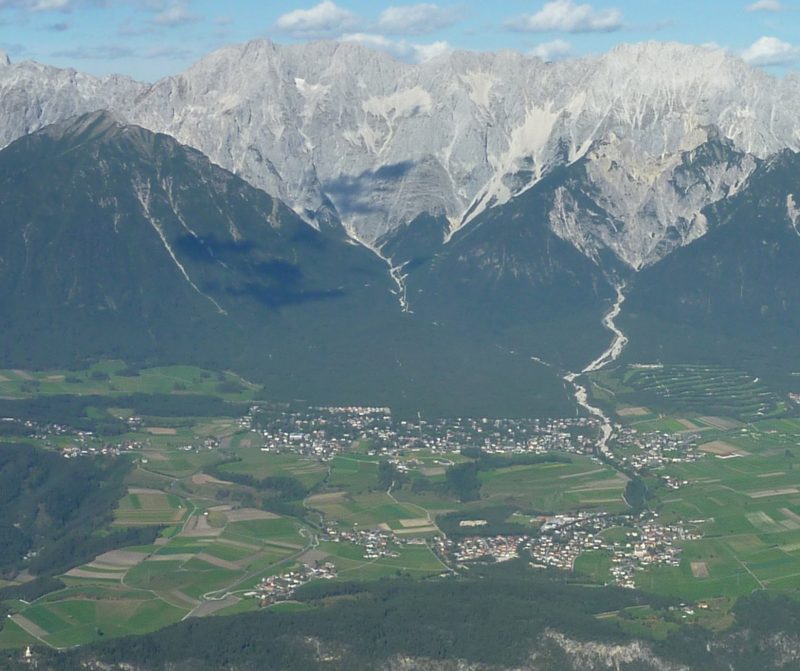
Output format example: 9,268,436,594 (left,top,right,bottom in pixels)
2,361,800,649
0,384,725,595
